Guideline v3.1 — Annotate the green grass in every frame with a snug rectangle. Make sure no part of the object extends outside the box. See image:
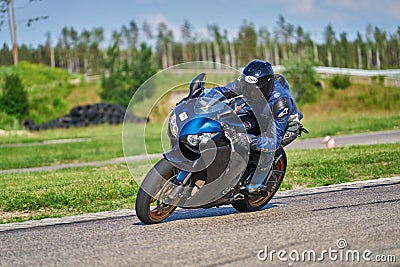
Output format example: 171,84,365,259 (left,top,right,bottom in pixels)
0,164,139,223
0,124,122,145
0,124,124,170
283,143,400,190
0,119,169,170
0,62,102,127
1,143,399,224
0,123,163,169
0,138,123,170
299,82,400,138
0,62,73,125
302,114,400,139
